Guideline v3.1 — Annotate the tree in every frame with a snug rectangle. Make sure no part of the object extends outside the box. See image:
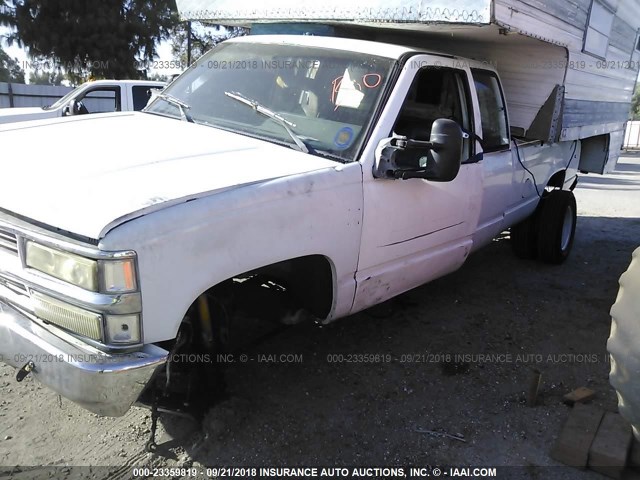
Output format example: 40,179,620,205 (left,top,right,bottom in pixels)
28,69,65,85
147,71,170,83
171,22,245,66
631,83,640,121
0,0,178,81
0,45,24,82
